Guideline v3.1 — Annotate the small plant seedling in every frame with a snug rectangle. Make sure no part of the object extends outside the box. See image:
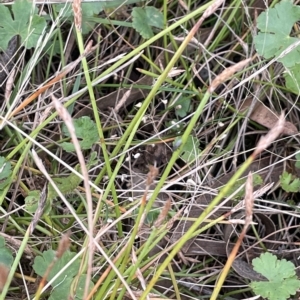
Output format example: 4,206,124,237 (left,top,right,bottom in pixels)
25,152,98,216
173,135,201,163
24,171,82,215
61,116,99,153
250,252,300,300
174,97,192,118
224,174,263,199
166,119,185,133
279,171,300,193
